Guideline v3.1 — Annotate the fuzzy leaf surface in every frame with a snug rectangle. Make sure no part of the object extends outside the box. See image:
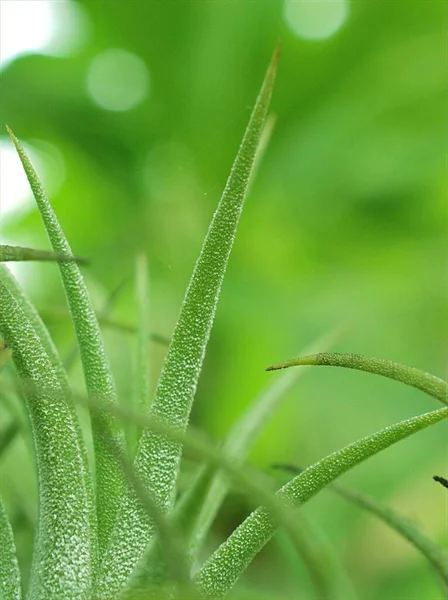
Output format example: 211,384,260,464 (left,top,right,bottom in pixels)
267,352,447,404
7,127,124,555
0,494,21,600
195,407,447,599
0,266,93,600
94,46,279,596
